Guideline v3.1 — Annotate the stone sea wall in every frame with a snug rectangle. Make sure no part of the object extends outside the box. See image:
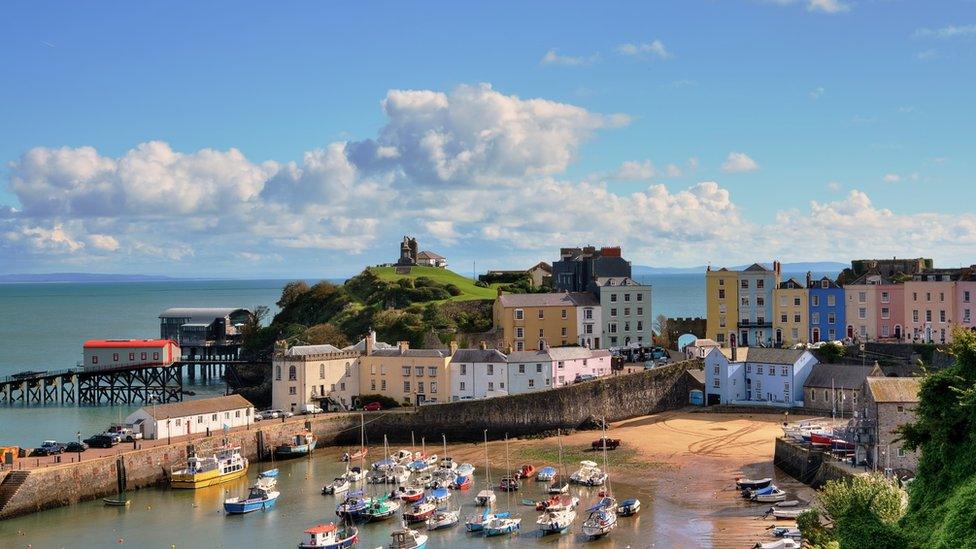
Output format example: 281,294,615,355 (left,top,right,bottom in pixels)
773,437,857,488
